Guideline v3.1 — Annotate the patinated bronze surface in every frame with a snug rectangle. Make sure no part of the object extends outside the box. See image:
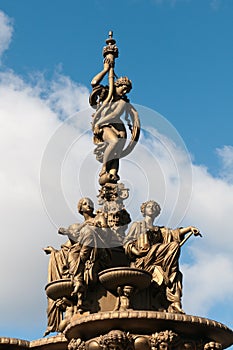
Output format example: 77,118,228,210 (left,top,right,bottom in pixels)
124,200,201,314
90,31,140,186
38,33,233,350
1,32,233,350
